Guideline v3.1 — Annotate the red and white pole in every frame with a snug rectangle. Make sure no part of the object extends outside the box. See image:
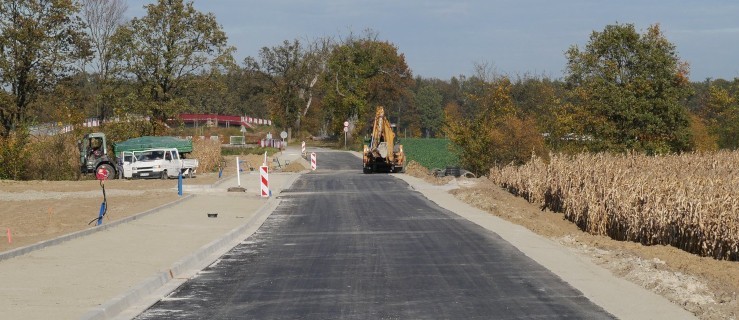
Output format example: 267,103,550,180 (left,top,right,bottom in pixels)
310,152,317,171
260,166,269,197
